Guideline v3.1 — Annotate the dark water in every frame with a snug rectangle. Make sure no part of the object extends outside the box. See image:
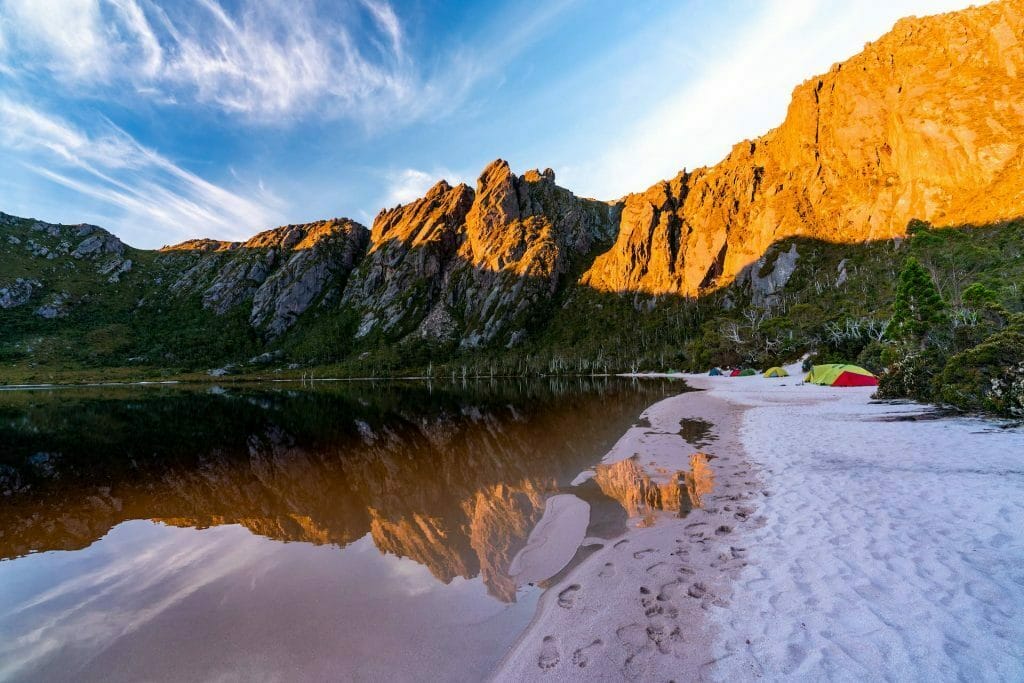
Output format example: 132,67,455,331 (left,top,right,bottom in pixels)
0,378,681,682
